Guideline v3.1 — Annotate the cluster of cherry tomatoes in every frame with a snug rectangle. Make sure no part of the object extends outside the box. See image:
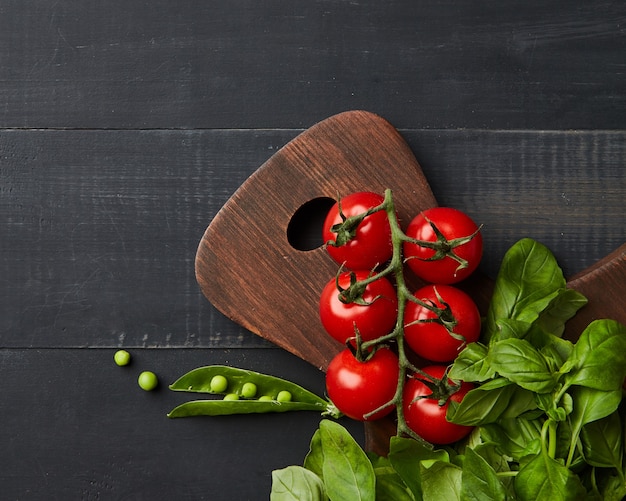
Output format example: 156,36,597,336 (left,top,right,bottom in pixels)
319,191,484,444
